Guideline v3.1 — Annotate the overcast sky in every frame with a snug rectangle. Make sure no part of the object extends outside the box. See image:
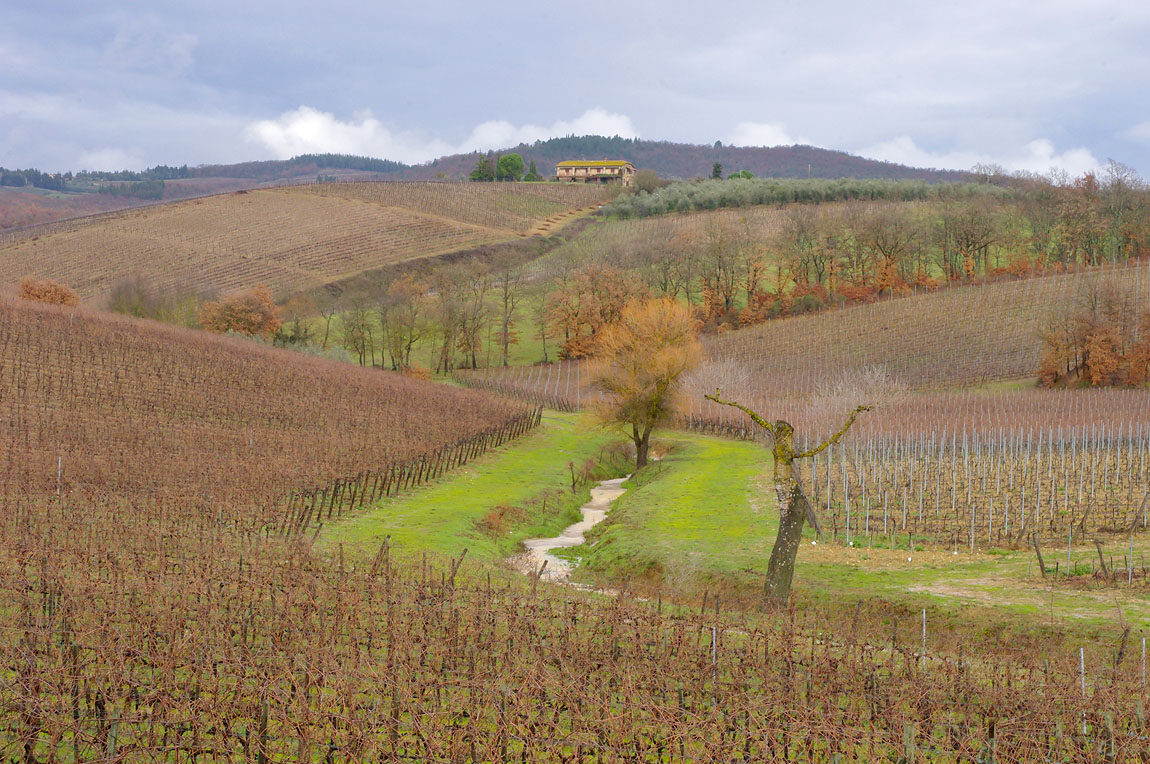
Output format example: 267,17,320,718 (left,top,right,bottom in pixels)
3,1,1149,177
